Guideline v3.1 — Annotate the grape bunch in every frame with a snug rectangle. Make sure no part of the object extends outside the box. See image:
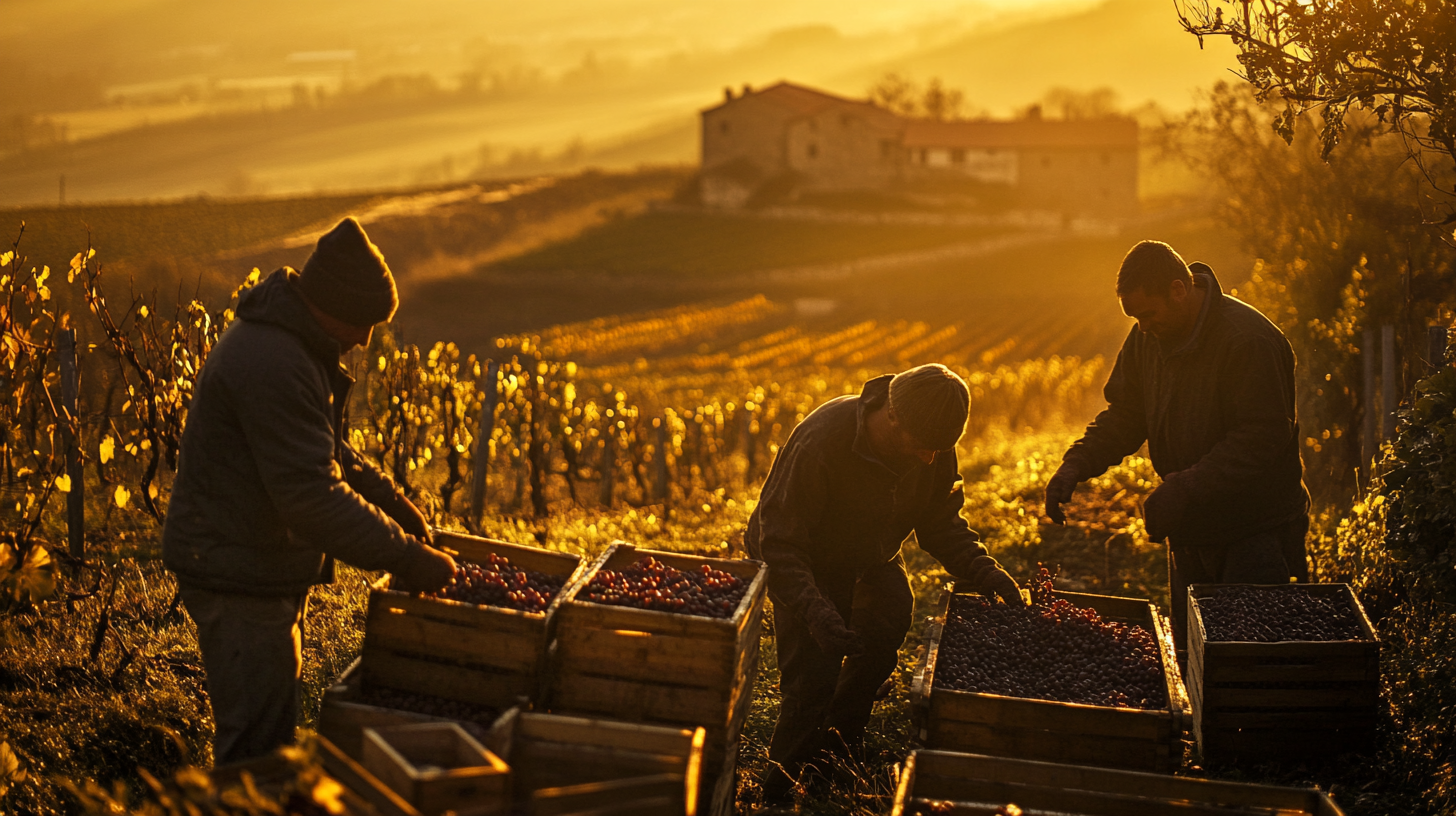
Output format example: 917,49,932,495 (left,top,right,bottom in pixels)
425,553,568,613
580,556,747,619
358,686,500,730
1199,585,1366,642
933,567,1168,710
